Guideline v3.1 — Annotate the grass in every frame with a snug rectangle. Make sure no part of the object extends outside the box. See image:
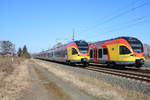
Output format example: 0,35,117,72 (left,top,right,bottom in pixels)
0,56,24,80
0,56,29,100
101,97,109,100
